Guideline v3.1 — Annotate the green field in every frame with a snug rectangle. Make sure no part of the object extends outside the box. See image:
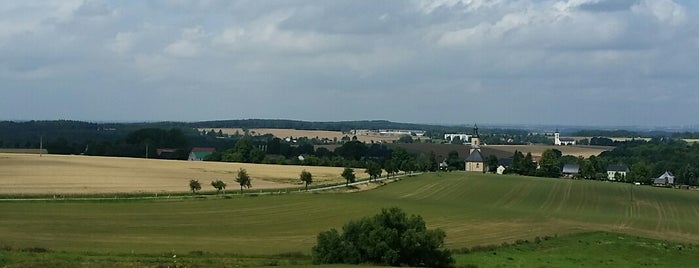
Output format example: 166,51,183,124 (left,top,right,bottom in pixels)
2,172,699,266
